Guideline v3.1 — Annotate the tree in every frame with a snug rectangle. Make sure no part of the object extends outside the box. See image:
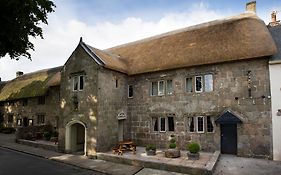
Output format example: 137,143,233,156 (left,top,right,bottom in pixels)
0,0,56,60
